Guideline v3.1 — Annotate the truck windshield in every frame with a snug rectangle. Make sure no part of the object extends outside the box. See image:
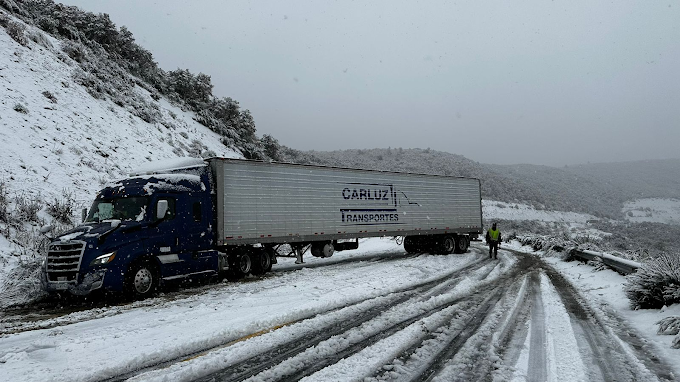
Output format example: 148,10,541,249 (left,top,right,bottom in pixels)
85,197,149,222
